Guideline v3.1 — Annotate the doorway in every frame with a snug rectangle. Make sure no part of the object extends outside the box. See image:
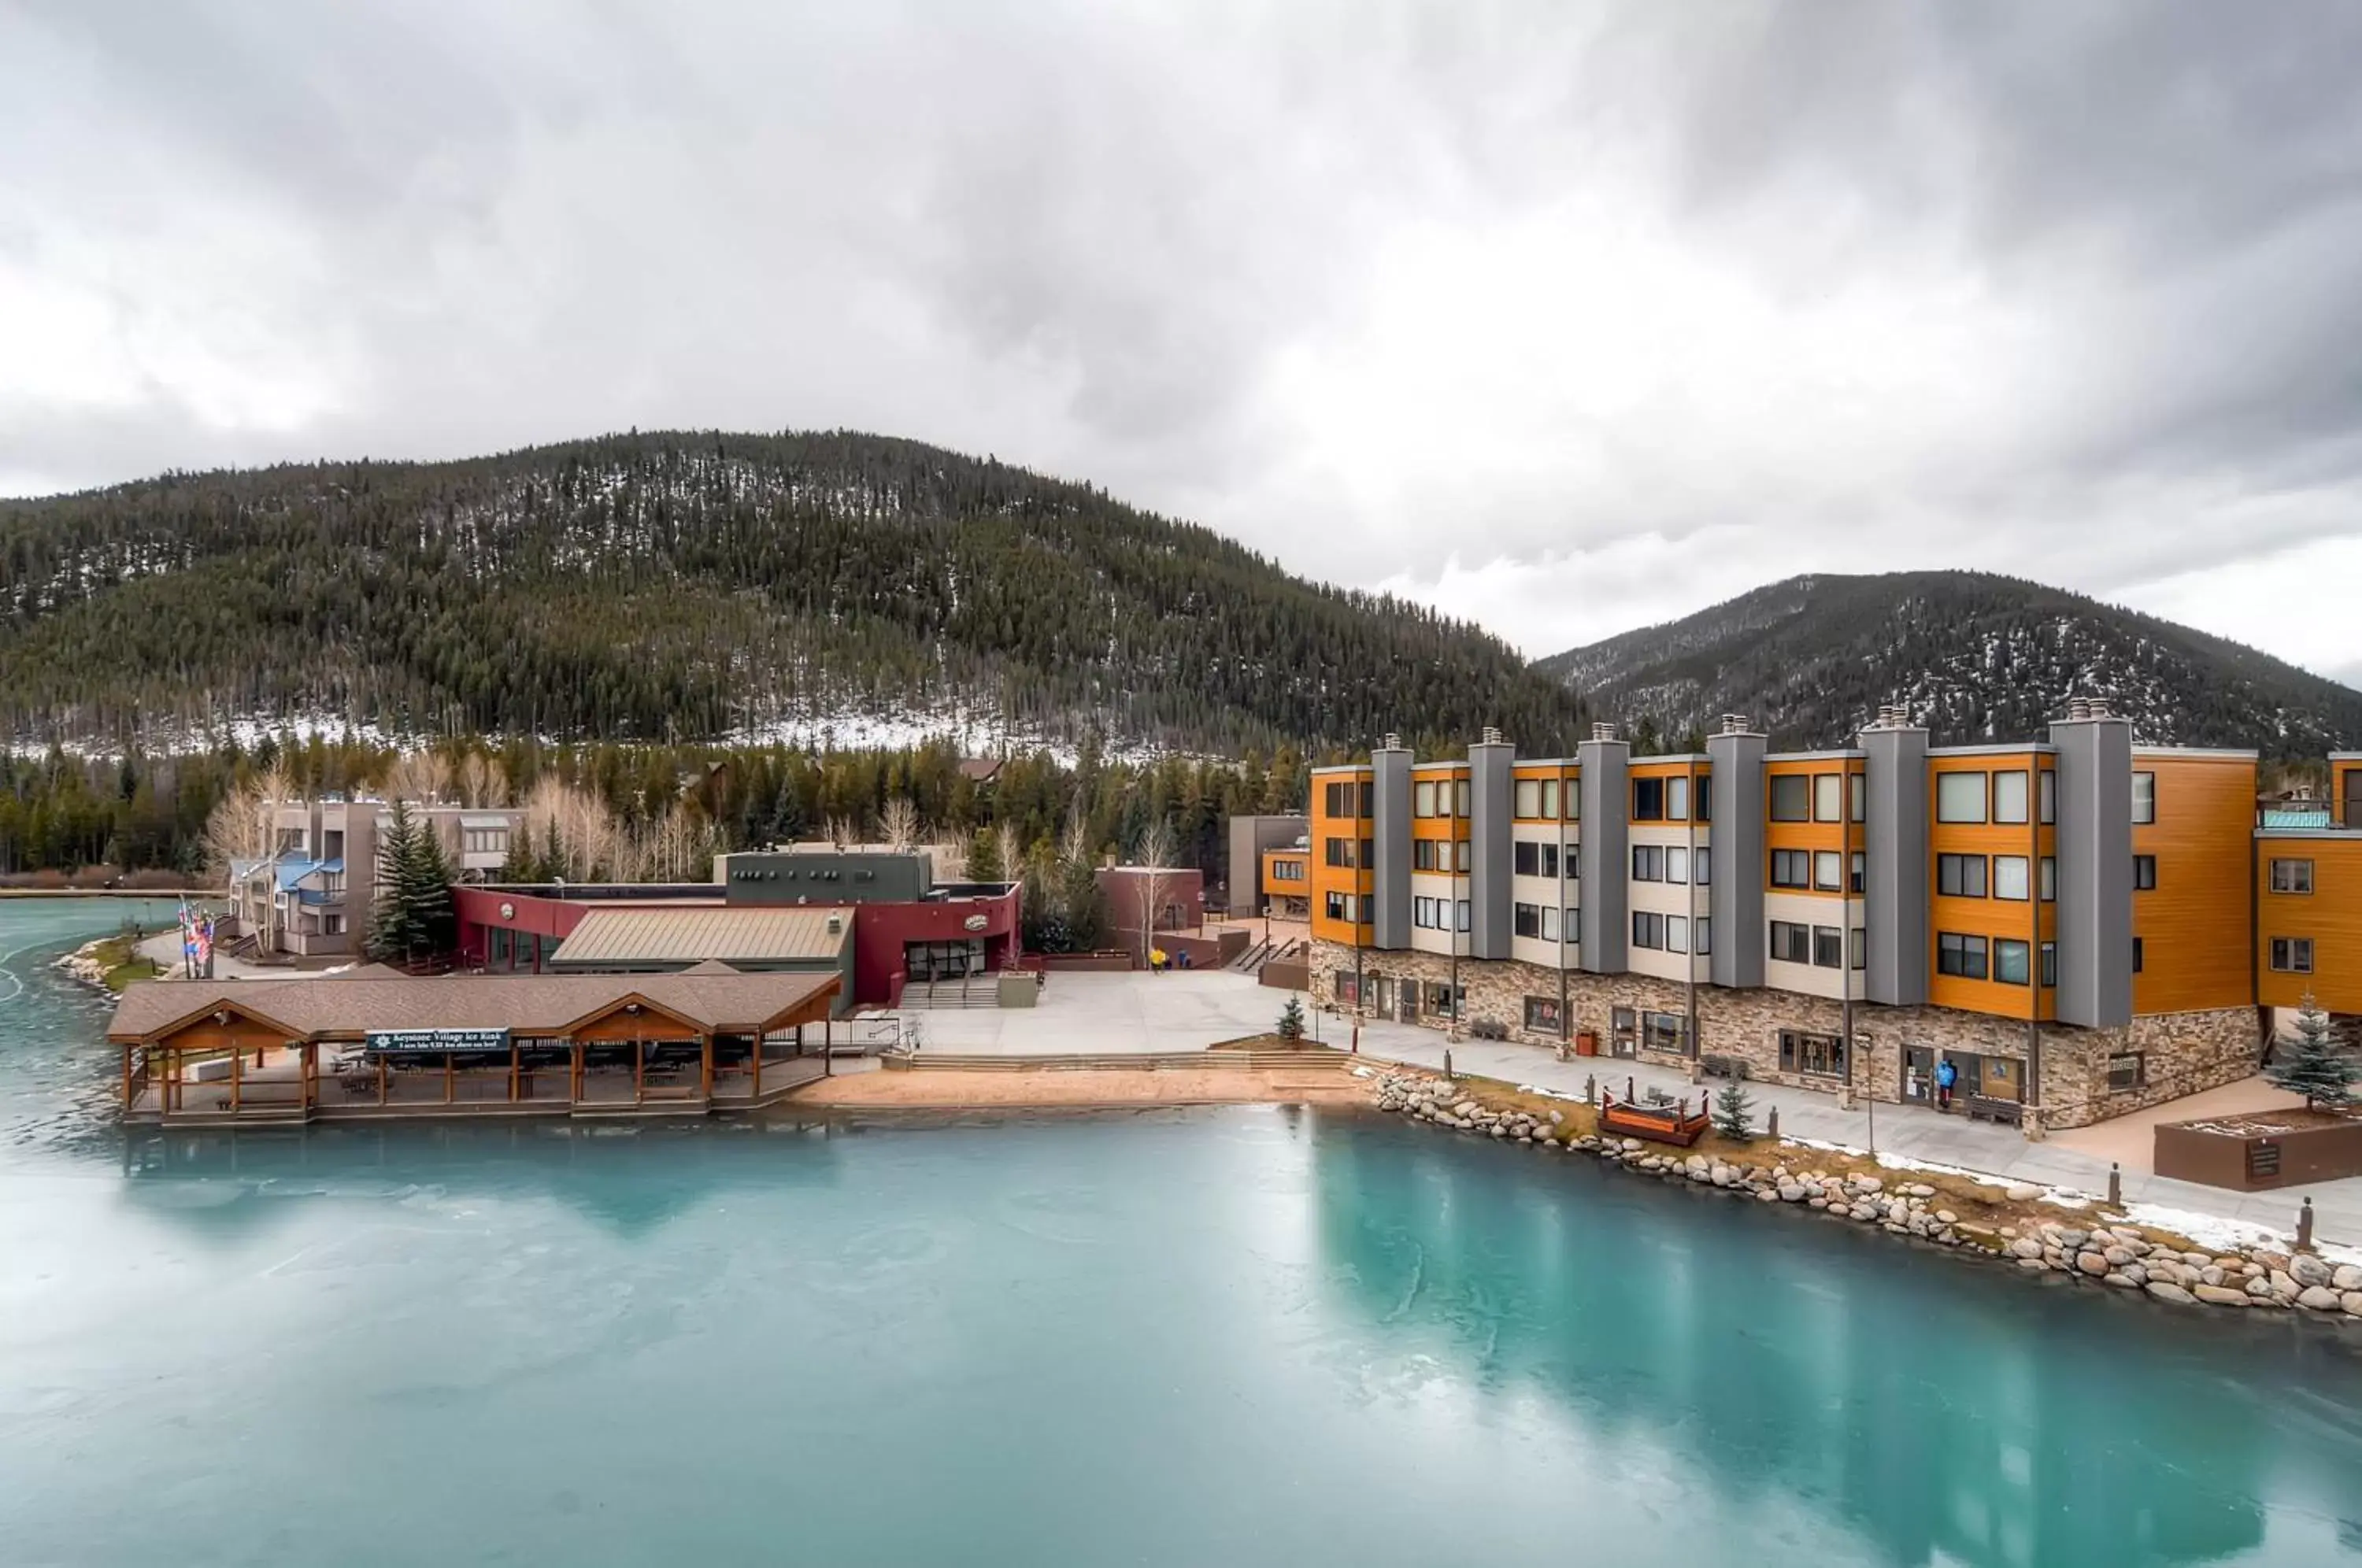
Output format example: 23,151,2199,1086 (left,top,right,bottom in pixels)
1902,1046,1934,1104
